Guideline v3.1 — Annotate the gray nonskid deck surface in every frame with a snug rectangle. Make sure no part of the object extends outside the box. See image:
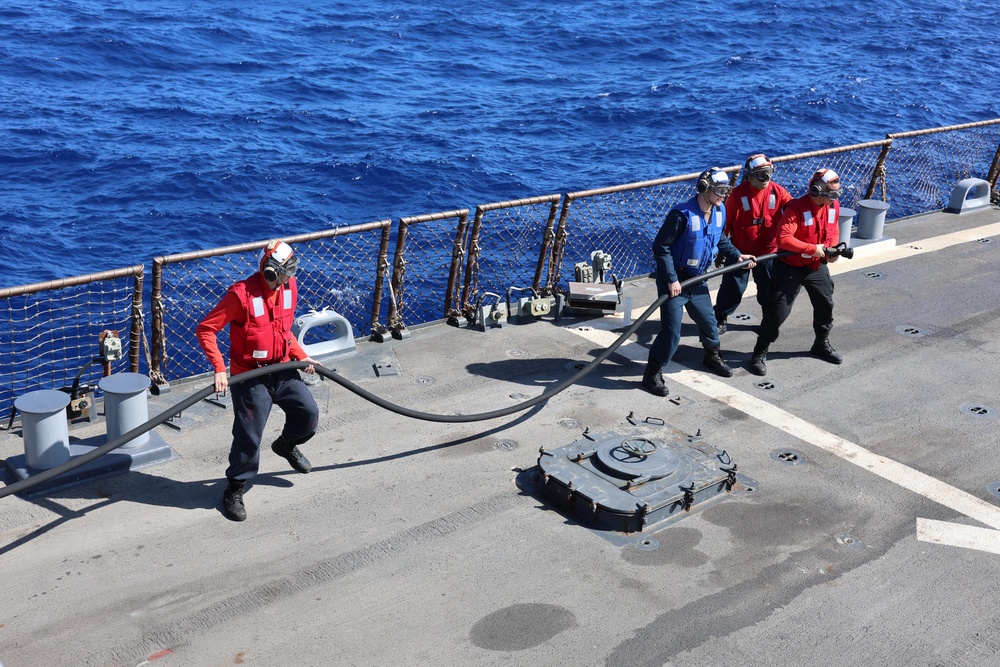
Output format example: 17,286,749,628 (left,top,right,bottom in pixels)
1,207,999,667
